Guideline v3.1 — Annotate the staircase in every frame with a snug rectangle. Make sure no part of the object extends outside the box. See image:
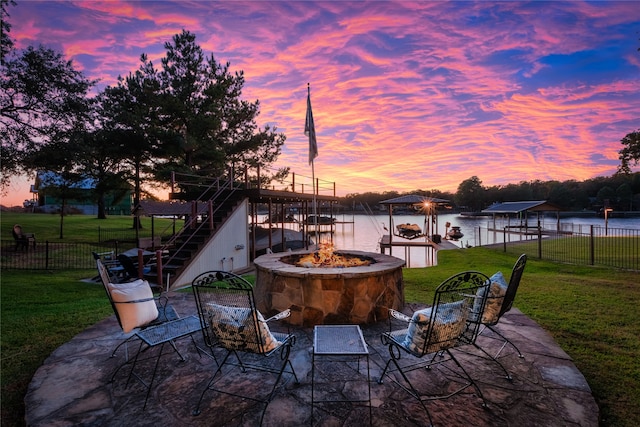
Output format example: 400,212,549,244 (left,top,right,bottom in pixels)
144,182,245,288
